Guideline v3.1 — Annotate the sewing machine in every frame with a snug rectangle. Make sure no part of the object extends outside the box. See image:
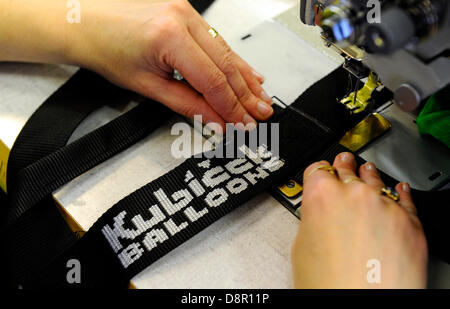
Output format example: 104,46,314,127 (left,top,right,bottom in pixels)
300,0,450,112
